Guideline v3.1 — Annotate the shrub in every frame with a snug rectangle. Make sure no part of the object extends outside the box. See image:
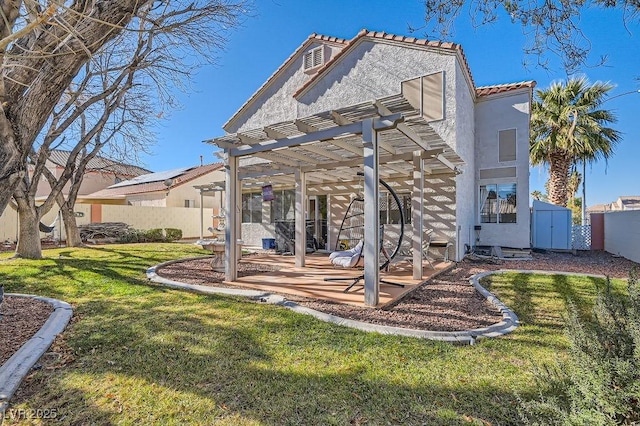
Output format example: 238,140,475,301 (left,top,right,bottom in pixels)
144,228,165,242
164,228,182,242
118,229,144,243
519,268,640,425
